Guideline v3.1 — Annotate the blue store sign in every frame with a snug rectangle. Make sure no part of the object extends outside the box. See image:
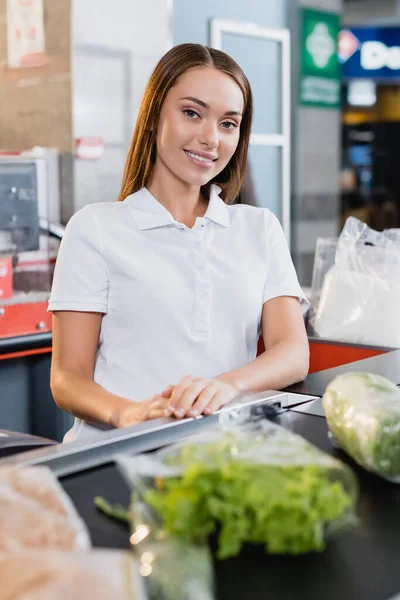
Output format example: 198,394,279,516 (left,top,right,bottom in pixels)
340,27,400,79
